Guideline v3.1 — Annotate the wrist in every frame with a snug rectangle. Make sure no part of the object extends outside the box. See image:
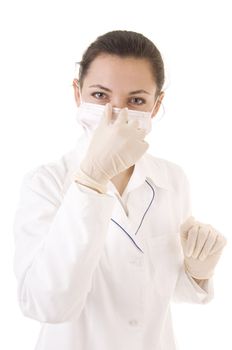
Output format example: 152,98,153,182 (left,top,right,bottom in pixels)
192,277,207,283
74,168,108,194
74,180,104,194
